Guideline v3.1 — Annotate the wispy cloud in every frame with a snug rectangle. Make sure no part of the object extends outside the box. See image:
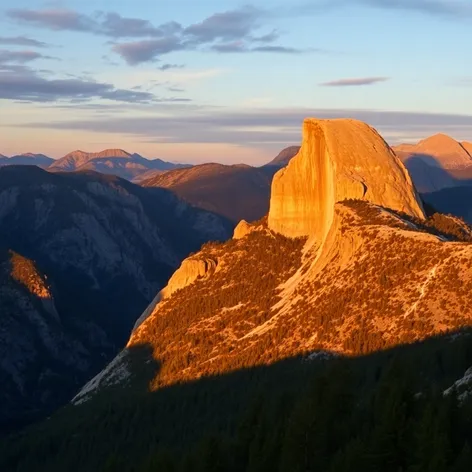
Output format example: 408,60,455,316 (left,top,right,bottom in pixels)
0,50,55,64
0,66,171,103
451,77,472,86
7,6,316,65
359,0,472,17
299,0,472,17
13,106,472,147
0,36,49,48
111,38,184,65
8,8,97,32
320,77,390,86
211,41,305,54
157,63,184,71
